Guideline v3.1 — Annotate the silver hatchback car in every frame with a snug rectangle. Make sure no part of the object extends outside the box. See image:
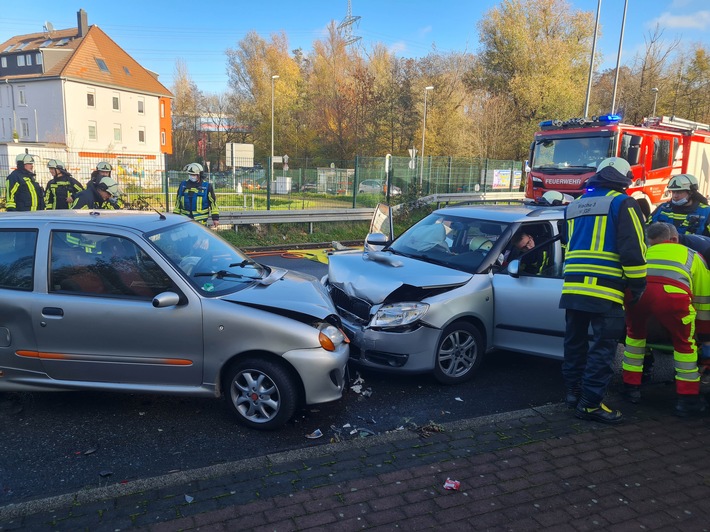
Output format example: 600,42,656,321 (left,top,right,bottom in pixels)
325,203,567,384
0,210,349,429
